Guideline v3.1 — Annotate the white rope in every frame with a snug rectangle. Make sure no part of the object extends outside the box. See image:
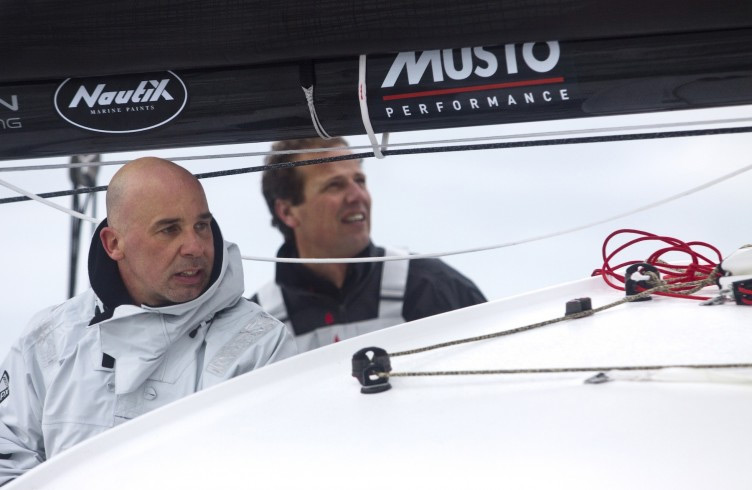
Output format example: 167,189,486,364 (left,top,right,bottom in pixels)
380,131,390,155
302,85,333,140
0,178,99,224
4,158,749,265
358,54,389,159
241,161,752,263
3,114,752,173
